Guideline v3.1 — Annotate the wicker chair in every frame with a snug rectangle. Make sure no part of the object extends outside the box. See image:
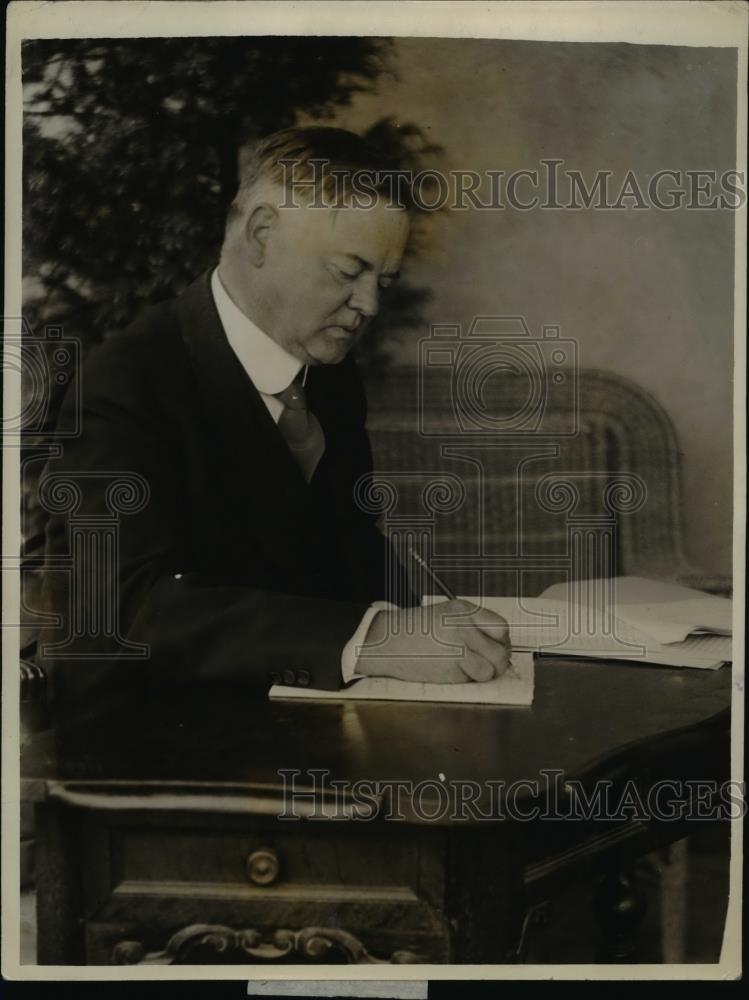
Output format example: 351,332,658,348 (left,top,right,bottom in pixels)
361,366,729,598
